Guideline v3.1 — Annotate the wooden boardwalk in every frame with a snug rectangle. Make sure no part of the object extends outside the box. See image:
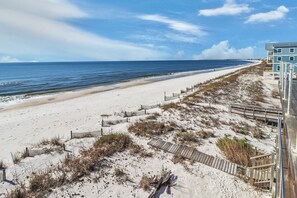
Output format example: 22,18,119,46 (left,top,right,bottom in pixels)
148,138,240,176
148,138,275,191
230,104,282,123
